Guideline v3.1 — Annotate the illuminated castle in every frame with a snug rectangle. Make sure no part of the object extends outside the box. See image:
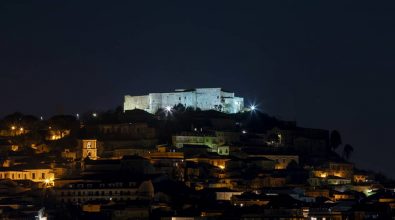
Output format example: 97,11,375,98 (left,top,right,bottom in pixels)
124,88,244,114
